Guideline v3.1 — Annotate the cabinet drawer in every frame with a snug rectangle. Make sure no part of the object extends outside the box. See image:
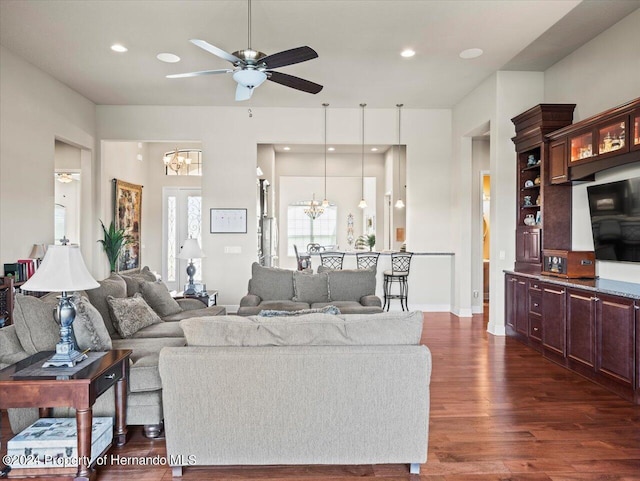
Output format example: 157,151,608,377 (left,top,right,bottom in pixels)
529,292,542,315
93,362,123,397
529,314,542,341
